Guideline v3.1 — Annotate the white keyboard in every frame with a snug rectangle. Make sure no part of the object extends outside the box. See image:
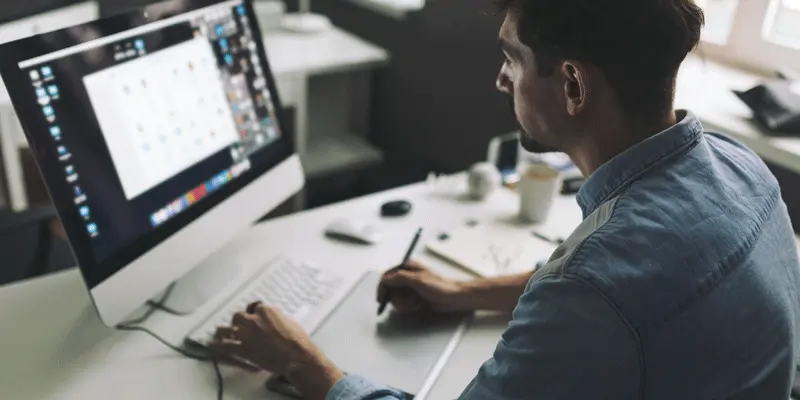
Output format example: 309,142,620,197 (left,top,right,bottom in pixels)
186,258,344,346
